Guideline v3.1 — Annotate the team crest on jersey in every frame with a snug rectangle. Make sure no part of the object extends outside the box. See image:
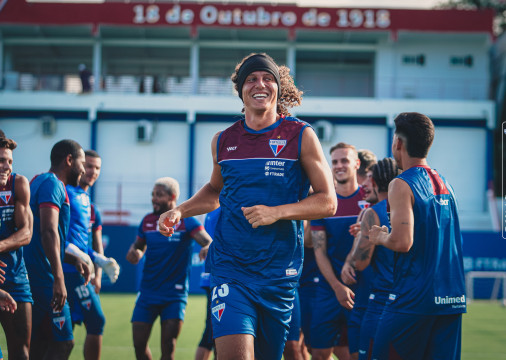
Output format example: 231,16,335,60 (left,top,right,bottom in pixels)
212,303,225,322
81,299,92,310
358,200,370,209
269,139,287,157
0,191,11,204
53,316,66,330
